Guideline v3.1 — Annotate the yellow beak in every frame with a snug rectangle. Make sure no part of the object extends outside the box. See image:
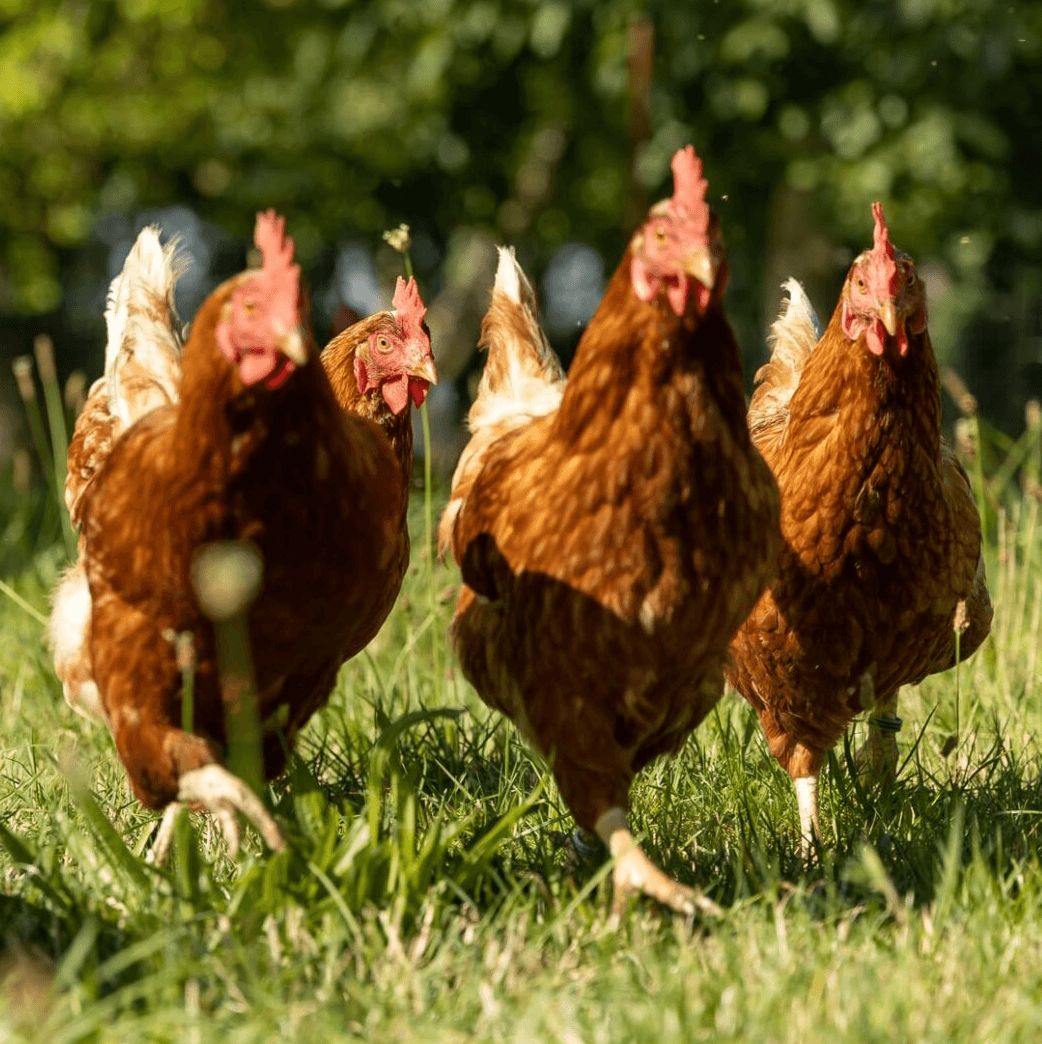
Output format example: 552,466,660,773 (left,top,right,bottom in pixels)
878,301,898,338
408,356,439,386
683,246,717,291
271,319,308,366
